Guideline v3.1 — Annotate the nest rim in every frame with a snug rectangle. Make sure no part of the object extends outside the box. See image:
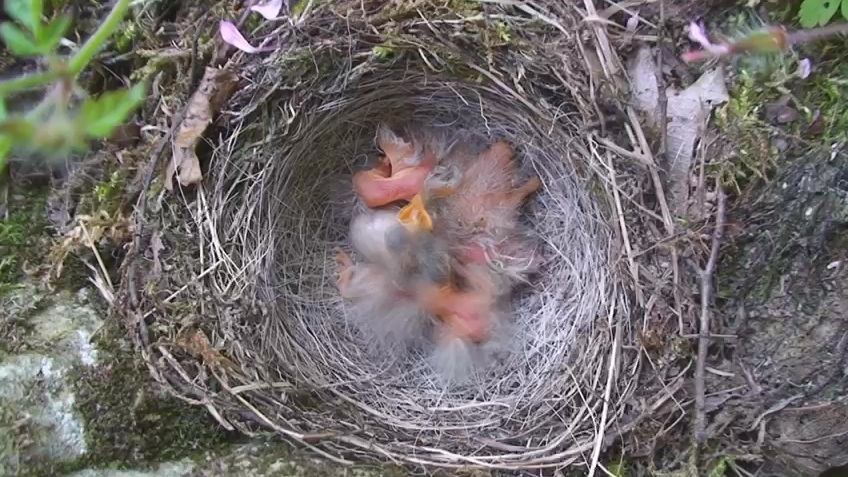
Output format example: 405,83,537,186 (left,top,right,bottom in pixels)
121,1,659,471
